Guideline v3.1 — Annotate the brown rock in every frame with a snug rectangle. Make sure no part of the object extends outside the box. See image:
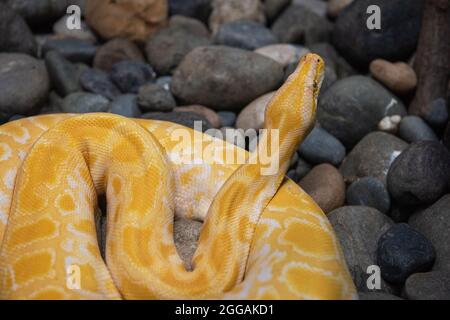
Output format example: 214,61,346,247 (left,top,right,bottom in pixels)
209,0,266,34
85,0,168,43
370,59,418,94
93,38,145,71
175,105,221,128
299,164,346,214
